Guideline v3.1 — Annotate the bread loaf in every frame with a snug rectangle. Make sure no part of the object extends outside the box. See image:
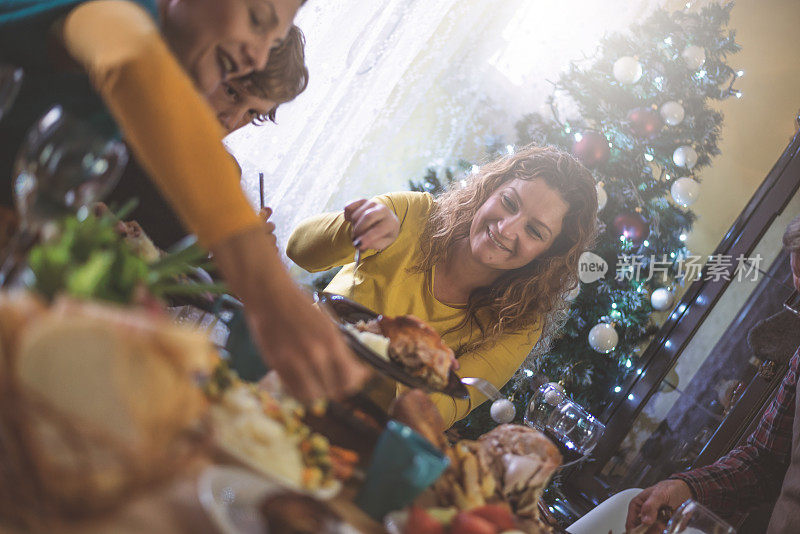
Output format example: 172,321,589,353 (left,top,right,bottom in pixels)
0,292,215,524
